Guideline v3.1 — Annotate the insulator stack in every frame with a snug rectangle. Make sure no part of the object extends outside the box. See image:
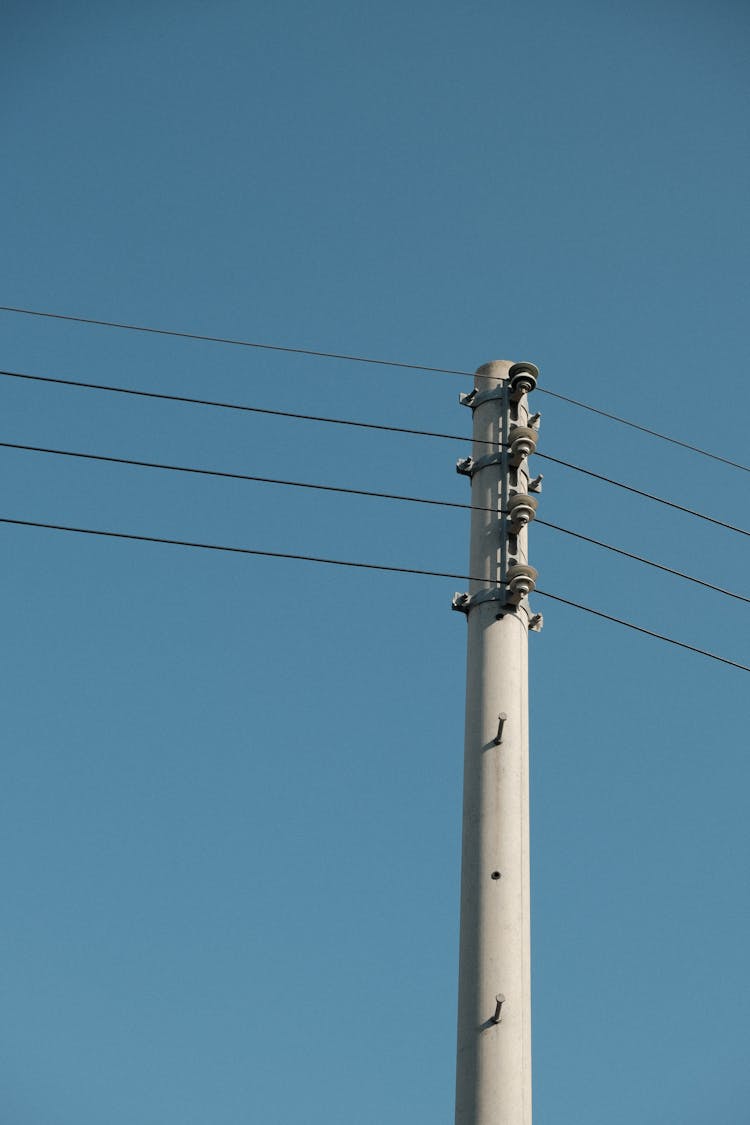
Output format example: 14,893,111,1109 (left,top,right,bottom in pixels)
452,359,541,623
